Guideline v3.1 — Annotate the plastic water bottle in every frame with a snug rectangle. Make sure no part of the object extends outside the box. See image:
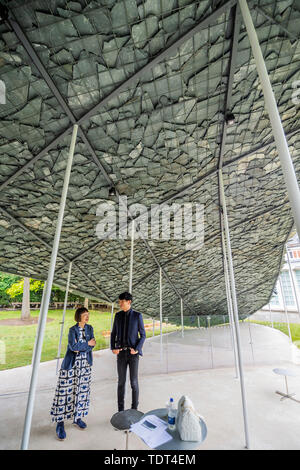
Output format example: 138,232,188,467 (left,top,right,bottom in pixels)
167,398,176,430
